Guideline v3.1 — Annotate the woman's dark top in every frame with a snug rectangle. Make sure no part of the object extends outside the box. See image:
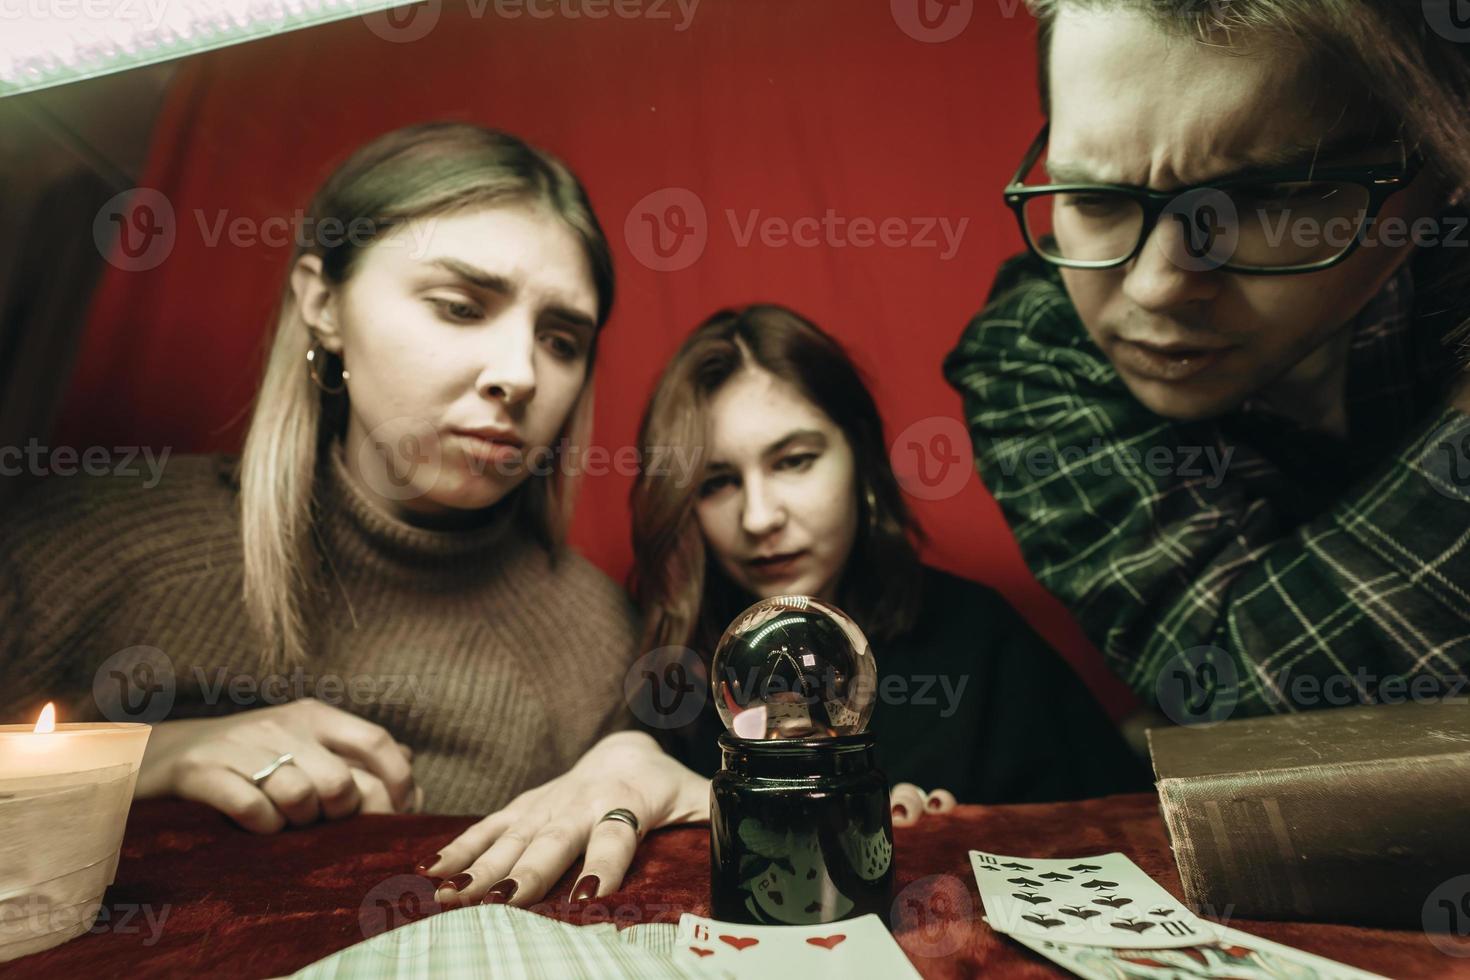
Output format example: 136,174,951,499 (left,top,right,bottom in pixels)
660,565,1152,804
